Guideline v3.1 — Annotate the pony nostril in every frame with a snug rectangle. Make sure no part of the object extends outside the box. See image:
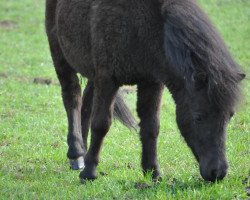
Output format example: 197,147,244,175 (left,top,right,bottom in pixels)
211,169,217,178
210,168,227,181
210,169,222,181
204,169,217,182
217,168,227,180
200,161,228,182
